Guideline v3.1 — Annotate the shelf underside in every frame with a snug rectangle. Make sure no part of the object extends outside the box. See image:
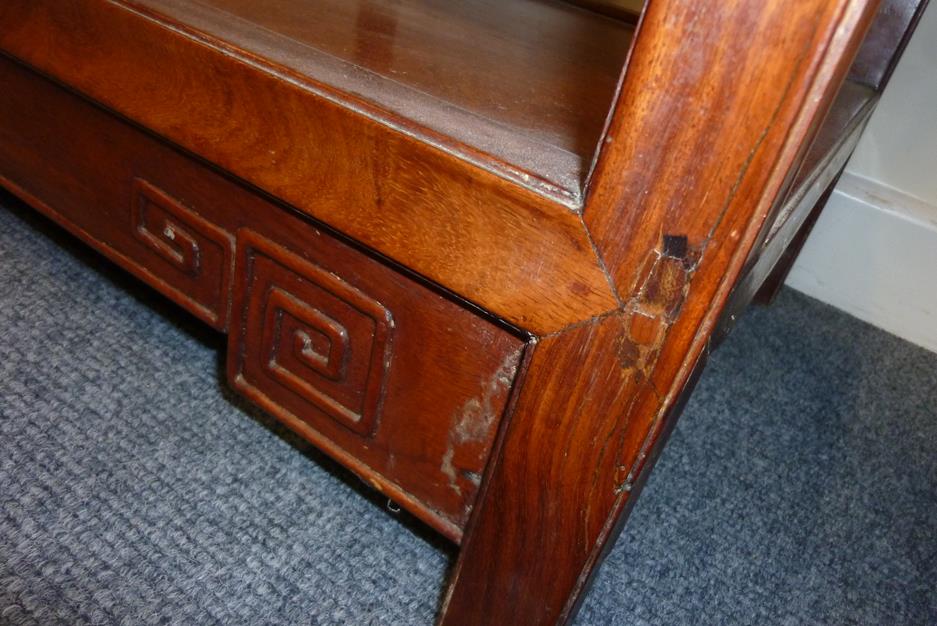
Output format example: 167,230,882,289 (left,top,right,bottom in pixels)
793,79,876,191
131,0,635,201
773,79,877,238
